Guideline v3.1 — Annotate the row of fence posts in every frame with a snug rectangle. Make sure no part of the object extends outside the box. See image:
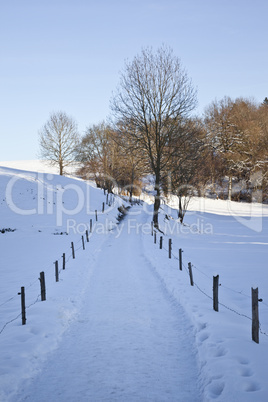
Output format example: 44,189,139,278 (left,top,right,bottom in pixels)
17,196,110,328
151,222,262,344
18,233,89,326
